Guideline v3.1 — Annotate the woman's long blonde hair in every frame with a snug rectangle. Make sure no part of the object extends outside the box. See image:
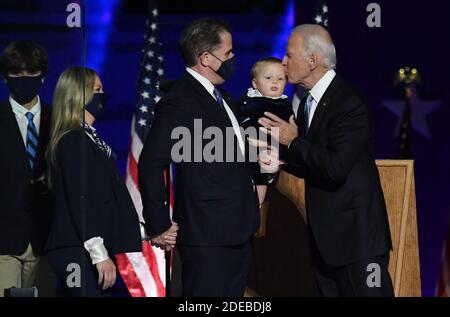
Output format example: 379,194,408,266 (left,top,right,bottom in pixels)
46,66,97,189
